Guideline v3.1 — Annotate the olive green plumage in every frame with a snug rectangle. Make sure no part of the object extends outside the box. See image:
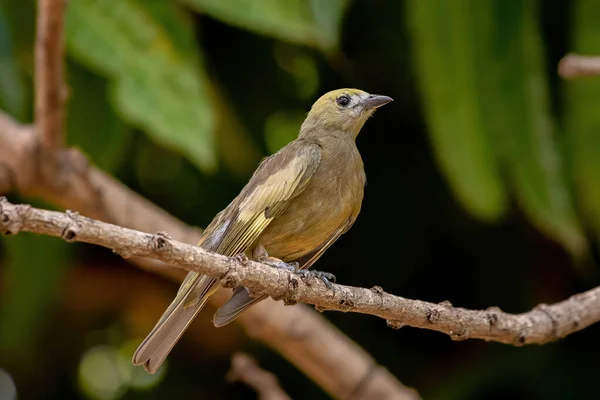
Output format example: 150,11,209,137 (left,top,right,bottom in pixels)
132,88,393,373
